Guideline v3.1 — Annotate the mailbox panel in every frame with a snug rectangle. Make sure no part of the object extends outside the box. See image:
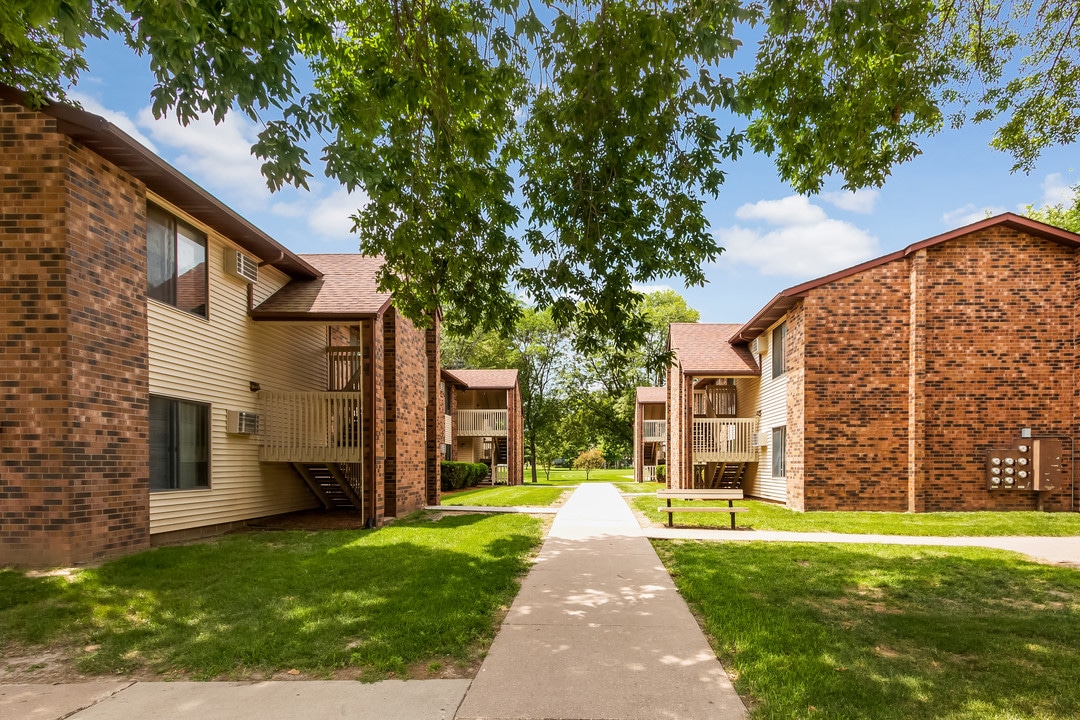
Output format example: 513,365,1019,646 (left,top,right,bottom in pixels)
1032,439,1063,492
